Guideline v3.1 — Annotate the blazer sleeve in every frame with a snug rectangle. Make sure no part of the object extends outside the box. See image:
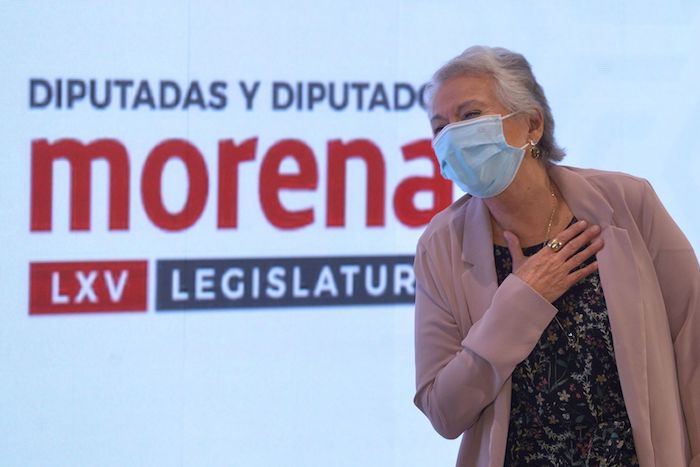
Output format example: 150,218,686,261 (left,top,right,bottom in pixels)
639,180,700,466
413,240,557,439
